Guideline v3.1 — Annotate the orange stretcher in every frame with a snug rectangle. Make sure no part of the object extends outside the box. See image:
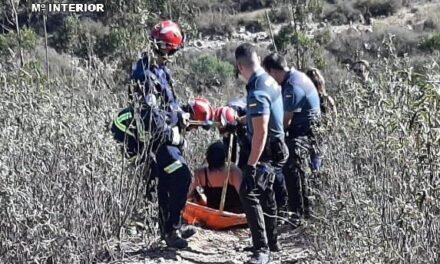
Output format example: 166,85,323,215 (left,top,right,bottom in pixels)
182,201,248,230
